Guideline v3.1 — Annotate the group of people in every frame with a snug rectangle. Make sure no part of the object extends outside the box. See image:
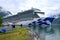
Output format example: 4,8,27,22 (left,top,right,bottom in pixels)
0,24,23,33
